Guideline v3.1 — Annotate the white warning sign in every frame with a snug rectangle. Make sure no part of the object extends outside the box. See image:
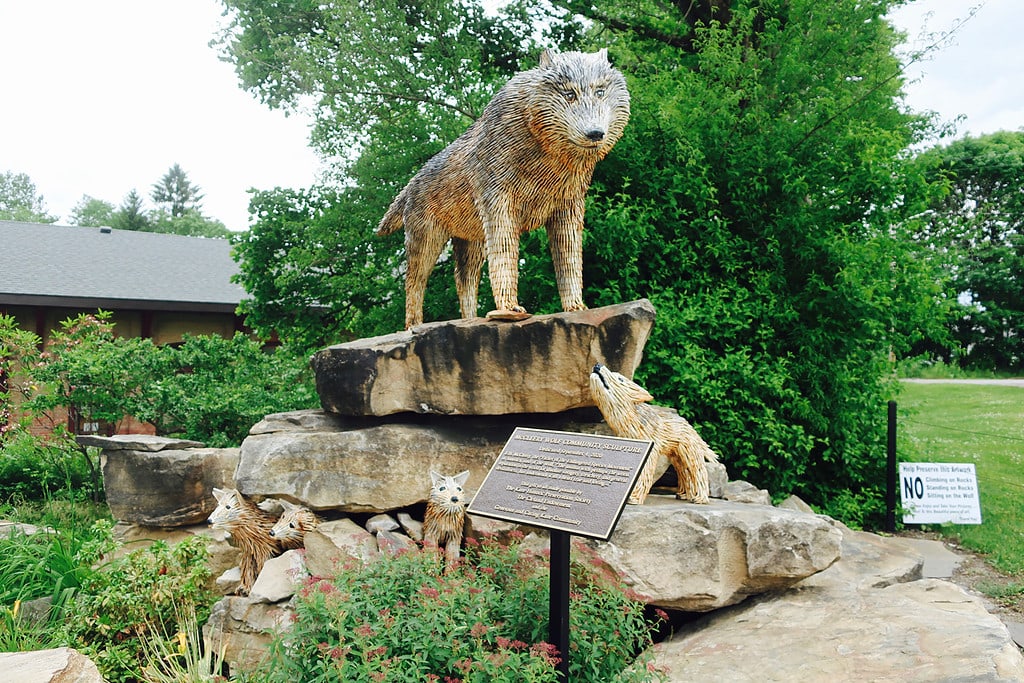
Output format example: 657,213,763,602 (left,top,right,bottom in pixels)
899,462,982,525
